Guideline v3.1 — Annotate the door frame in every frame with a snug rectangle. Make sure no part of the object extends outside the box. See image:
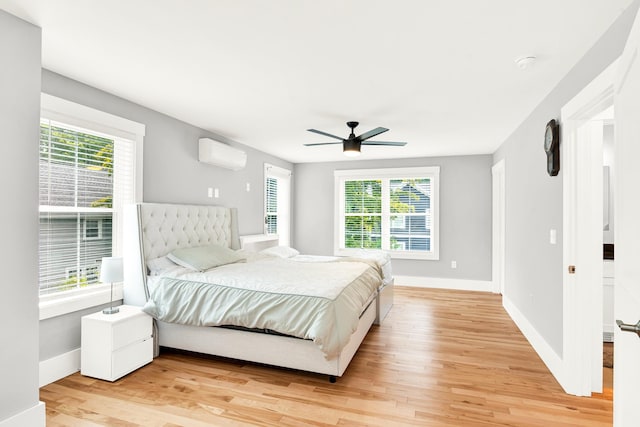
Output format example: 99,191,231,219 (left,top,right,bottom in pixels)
560,59,618,395
492,159,506,295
